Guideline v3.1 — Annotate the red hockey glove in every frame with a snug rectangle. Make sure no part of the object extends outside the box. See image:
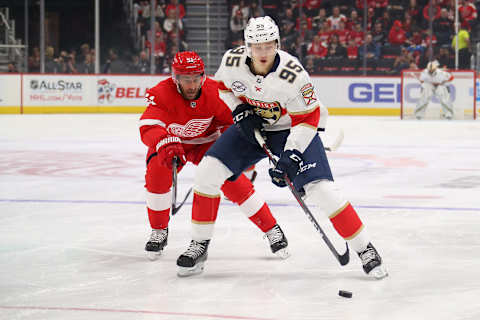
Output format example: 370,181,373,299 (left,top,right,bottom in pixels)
157,136,186,169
